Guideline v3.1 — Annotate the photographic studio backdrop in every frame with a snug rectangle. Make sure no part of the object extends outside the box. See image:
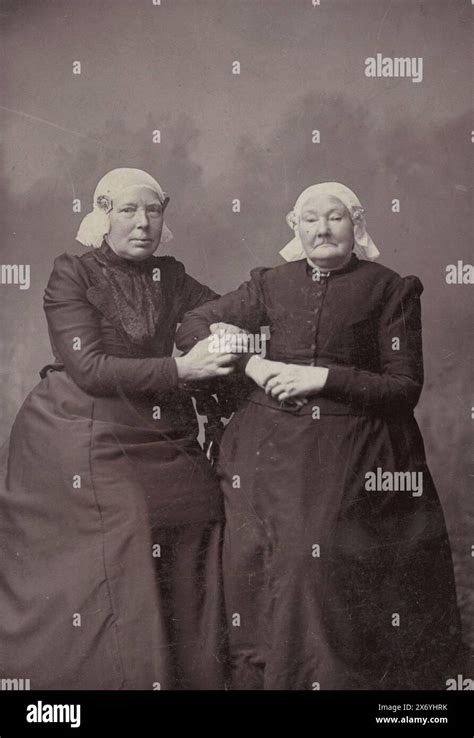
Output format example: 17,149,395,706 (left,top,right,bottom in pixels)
0,0,472,650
